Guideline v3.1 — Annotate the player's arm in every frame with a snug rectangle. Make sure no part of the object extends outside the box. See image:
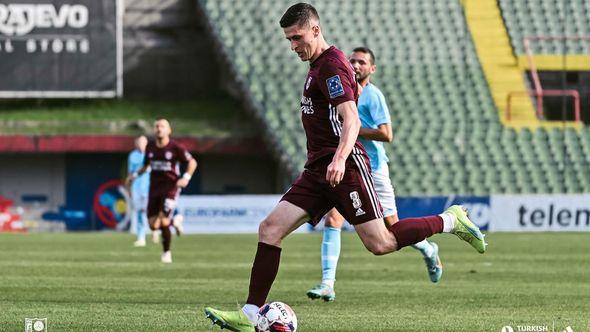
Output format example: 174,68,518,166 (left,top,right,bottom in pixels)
177,158,197,188
327,100,361,186
176,146,198,188
126,149,151,186
359,123,393,142
359,88,393,142
126,163,149,186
